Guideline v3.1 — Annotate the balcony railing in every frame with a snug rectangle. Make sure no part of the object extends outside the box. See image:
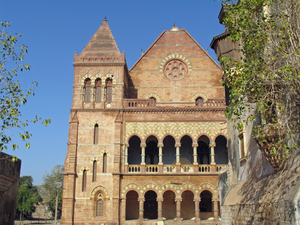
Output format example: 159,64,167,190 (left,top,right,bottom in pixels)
216,164,229,172
199,165,211,172
146,165,158,172
196,99,226,107
123,99,156,108
127,164,228,173
128,165,141,173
